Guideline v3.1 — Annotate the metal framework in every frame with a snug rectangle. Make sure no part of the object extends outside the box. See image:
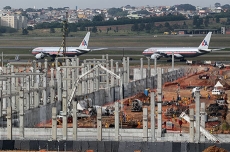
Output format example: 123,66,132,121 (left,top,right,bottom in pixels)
67,63,122,116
